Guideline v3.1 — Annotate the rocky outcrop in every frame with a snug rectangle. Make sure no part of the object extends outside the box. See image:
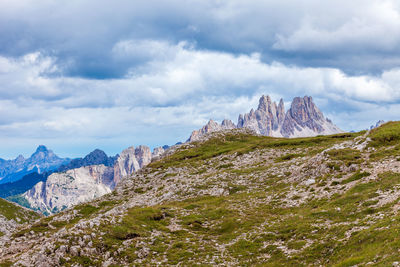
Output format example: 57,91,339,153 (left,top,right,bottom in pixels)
23,165,114,215
0,145,70,184
113,146,151,185
152,147,165,158
189,95,342,141
188,119,236,142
